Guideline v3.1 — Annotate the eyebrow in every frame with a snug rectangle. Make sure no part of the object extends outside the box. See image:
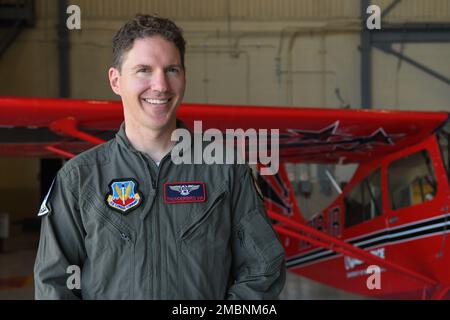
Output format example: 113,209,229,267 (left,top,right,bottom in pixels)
167,64,183,70
132,64,183,70
132,64,150,71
